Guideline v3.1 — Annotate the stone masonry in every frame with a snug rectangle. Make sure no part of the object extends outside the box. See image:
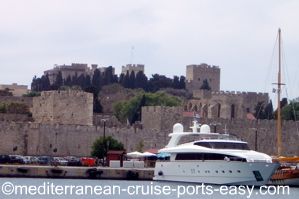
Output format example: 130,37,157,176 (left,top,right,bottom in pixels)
32,90,93,125
0,118,298,157
185,90,269,119
186,64,220,92
141,106,183,131
121,64,144,75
